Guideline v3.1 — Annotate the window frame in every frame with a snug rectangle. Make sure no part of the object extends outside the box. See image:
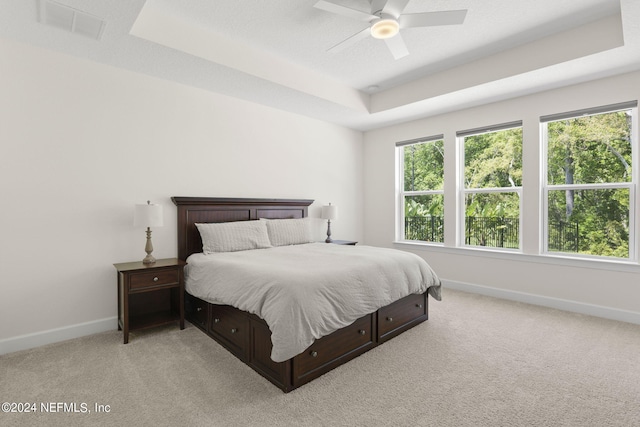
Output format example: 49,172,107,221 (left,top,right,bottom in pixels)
396,134,445,244
540,102,638,261
457,121,524,251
